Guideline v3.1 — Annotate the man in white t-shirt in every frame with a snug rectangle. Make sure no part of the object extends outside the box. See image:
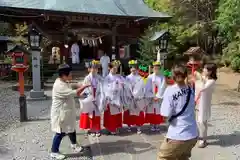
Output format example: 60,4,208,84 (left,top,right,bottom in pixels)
158,64,198,160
